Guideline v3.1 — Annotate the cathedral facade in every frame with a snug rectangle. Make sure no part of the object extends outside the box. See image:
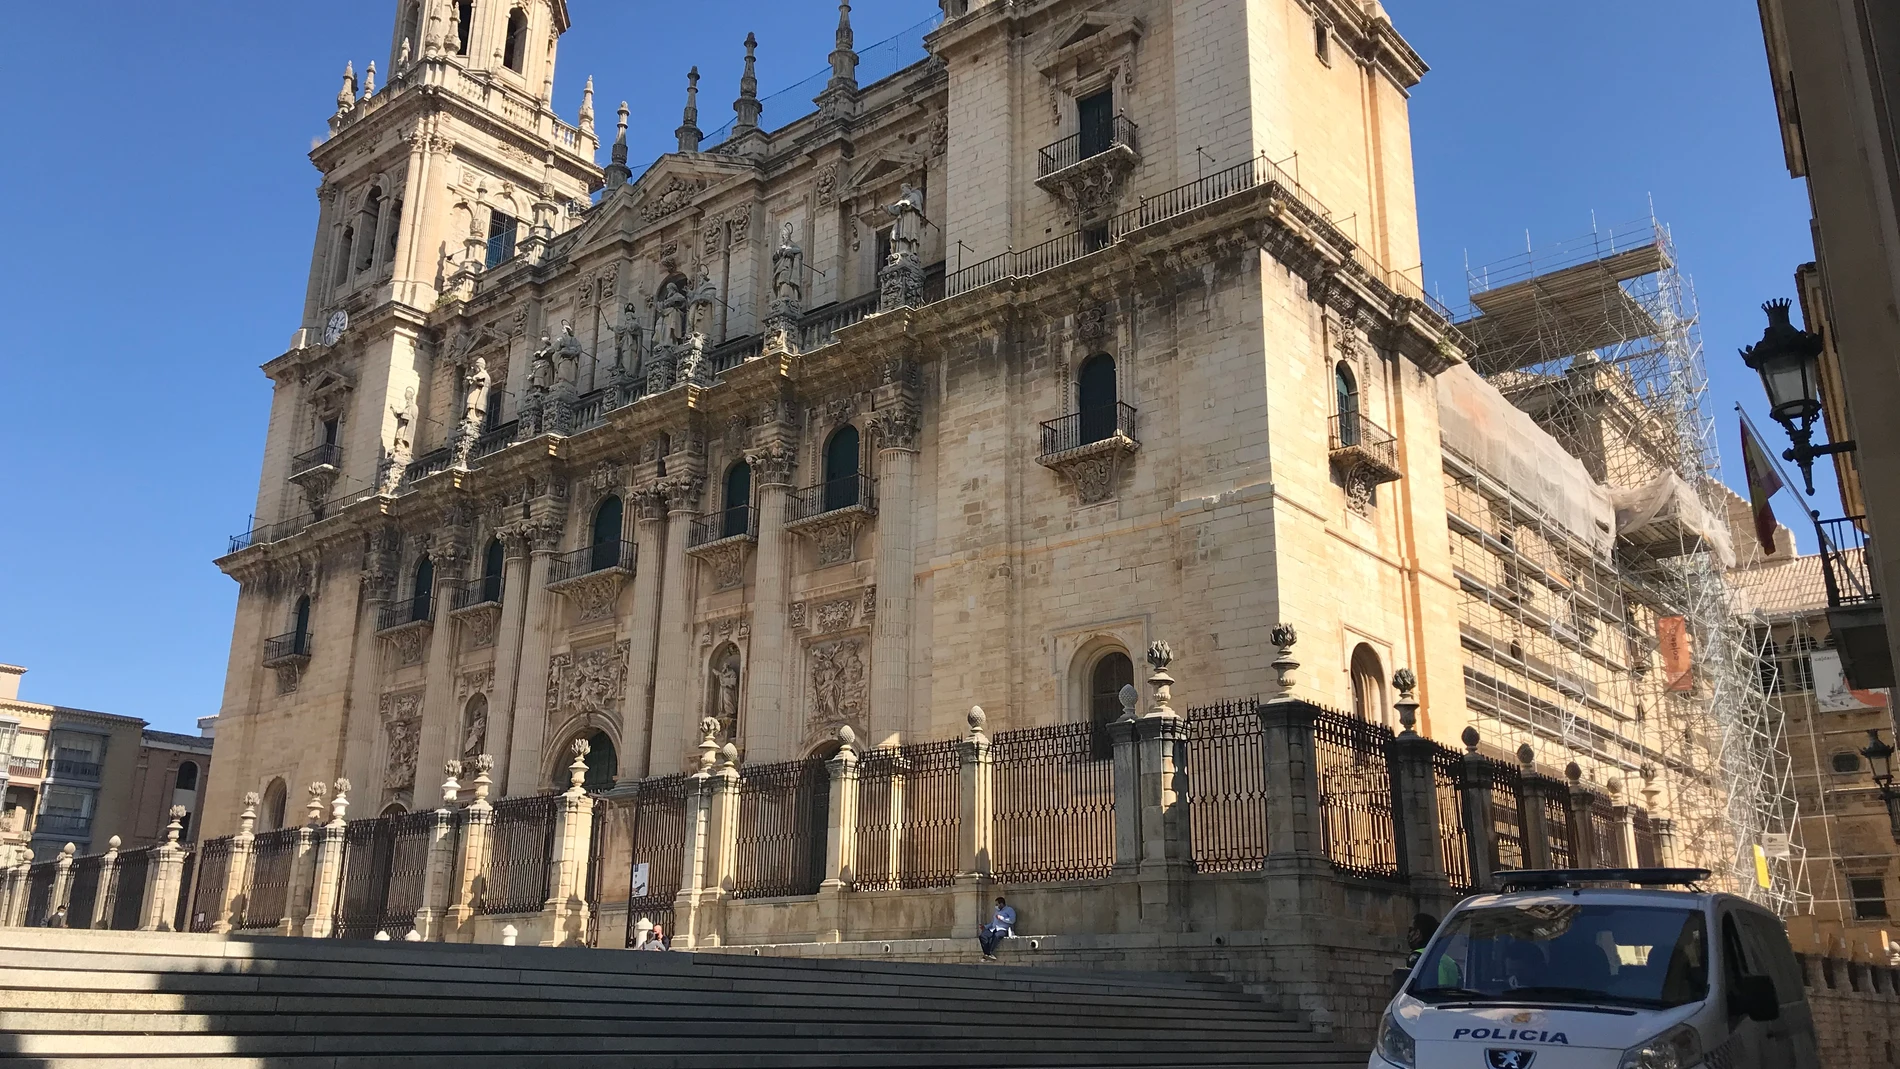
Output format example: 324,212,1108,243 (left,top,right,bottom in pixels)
206,0,1474,834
